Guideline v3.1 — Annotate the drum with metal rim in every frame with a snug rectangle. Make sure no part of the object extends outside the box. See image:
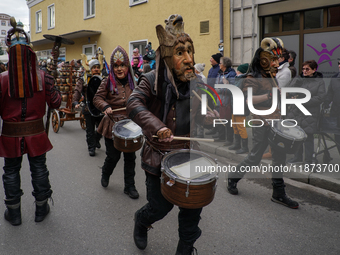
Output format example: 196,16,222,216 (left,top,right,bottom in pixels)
161,149,218,209
268,120,307,154
112,119,144,153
